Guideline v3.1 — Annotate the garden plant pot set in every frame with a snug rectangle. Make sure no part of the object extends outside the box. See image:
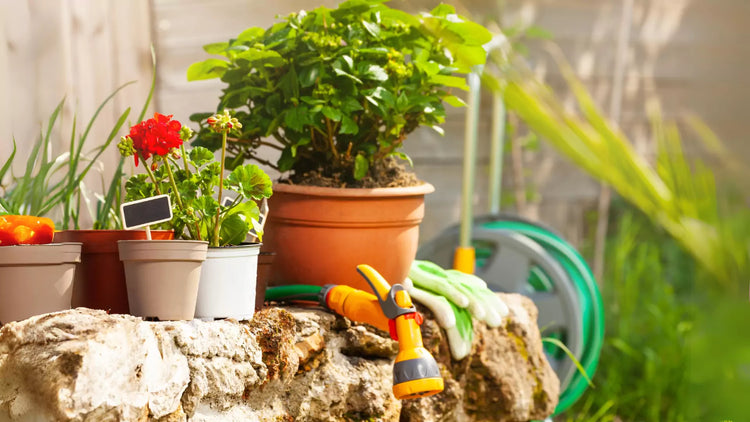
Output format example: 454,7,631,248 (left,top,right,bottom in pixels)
1,0,492,325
